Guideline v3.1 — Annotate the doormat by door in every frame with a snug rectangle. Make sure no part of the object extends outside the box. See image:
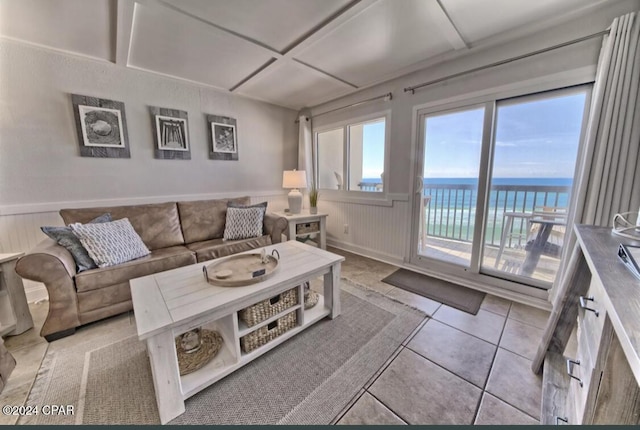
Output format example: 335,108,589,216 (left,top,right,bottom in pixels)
382,269,485,315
